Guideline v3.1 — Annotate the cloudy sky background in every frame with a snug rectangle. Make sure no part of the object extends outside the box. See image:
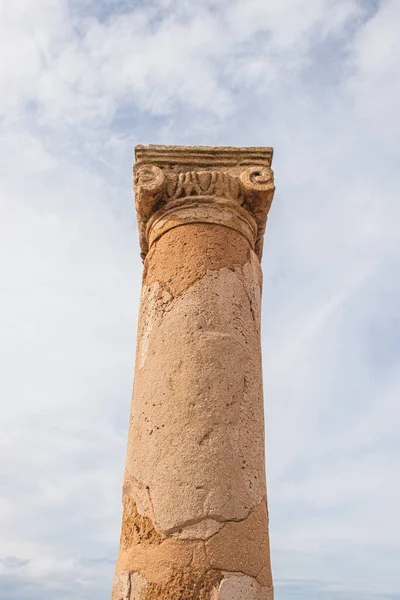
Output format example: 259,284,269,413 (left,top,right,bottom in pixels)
0,0,399,598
